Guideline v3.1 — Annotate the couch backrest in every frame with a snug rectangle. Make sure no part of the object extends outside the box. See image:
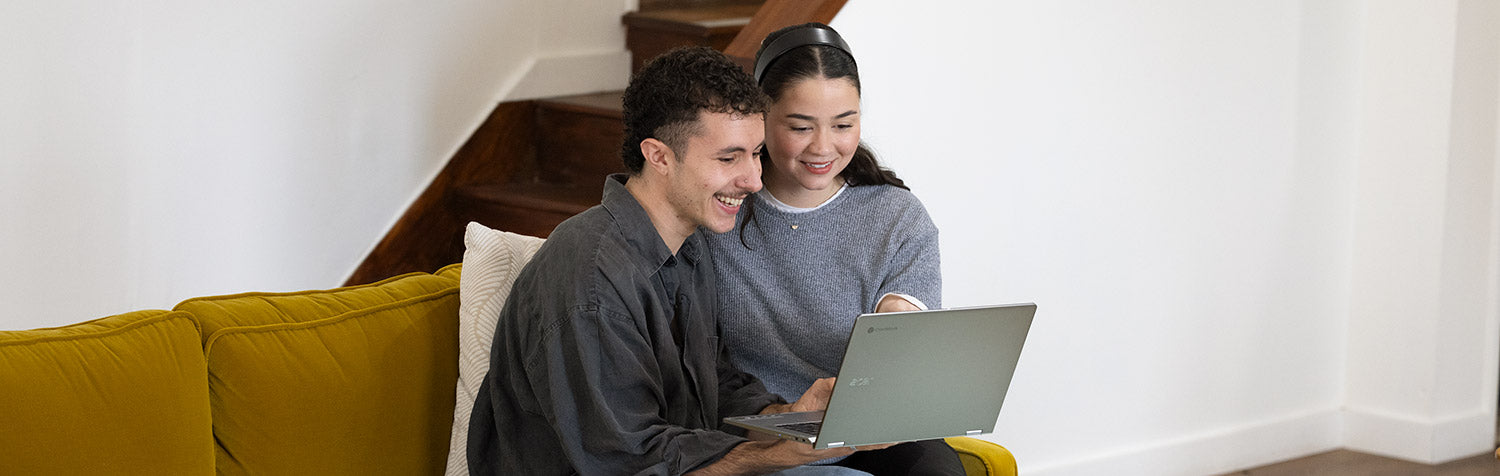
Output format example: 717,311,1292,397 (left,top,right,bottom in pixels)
176,271,461,475
176,271,458,345
0,310,214,475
